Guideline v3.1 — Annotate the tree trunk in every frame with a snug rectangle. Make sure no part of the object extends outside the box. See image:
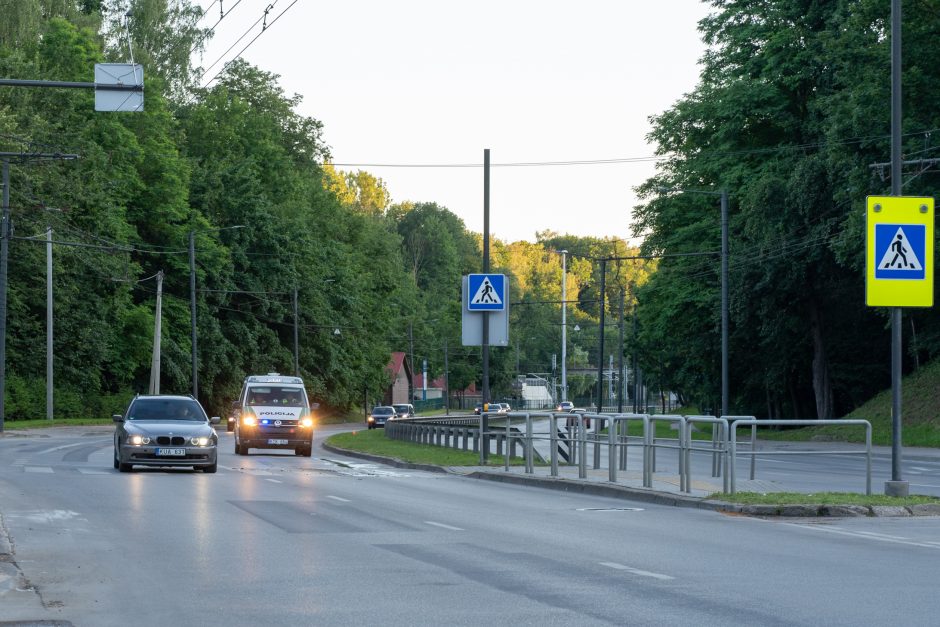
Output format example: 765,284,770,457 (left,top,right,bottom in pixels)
809,299,833,420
